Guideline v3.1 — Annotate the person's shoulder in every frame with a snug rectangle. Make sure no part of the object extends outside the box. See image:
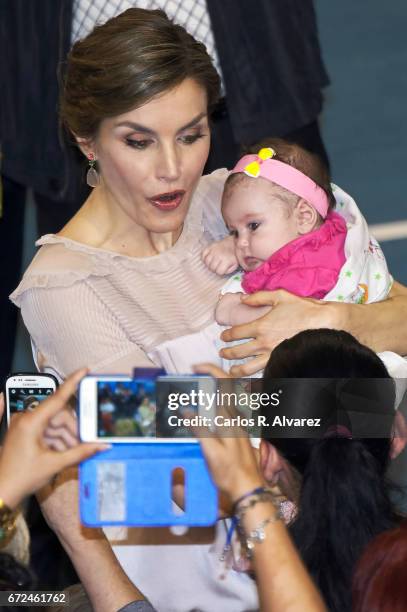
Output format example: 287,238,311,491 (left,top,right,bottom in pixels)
9,235,112,306
183,168,229,236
